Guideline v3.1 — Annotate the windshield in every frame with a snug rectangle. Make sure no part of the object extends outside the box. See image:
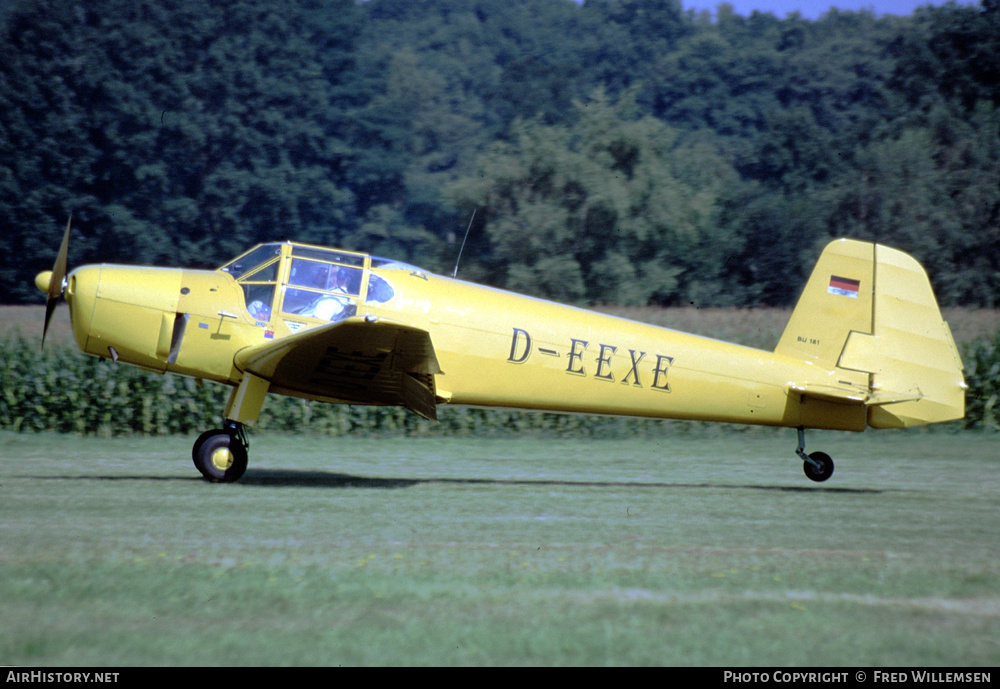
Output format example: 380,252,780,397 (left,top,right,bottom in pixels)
219,244,282,279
